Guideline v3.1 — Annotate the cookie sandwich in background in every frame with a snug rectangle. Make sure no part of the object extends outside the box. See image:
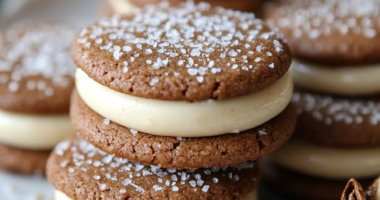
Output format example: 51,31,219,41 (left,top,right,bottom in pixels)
47,1,296,199
262,0,380,199
0,22,76,174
